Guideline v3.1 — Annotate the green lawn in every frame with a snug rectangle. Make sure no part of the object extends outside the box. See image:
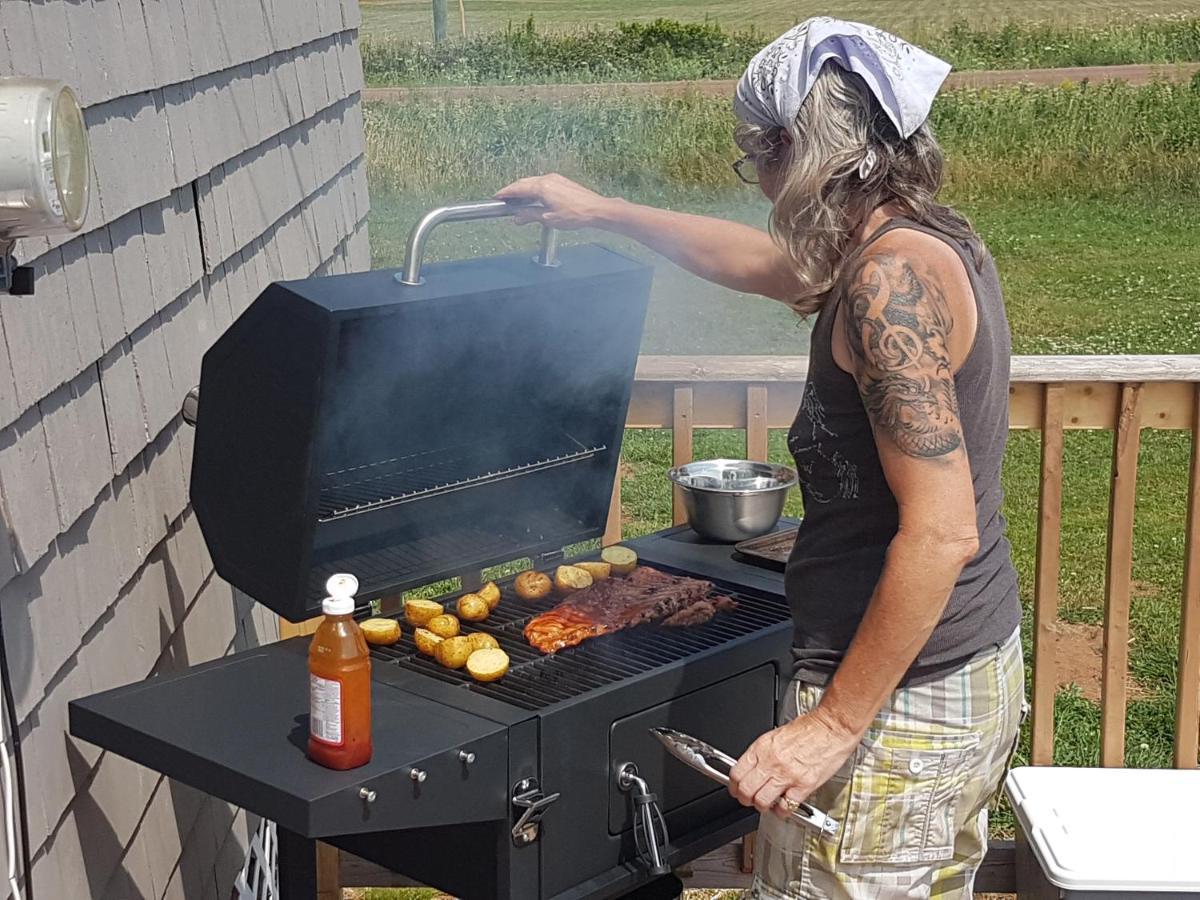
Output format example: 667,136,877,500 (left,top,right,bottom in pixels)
368,190,1200,356
361,0,1200,40
364,78,1200,354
